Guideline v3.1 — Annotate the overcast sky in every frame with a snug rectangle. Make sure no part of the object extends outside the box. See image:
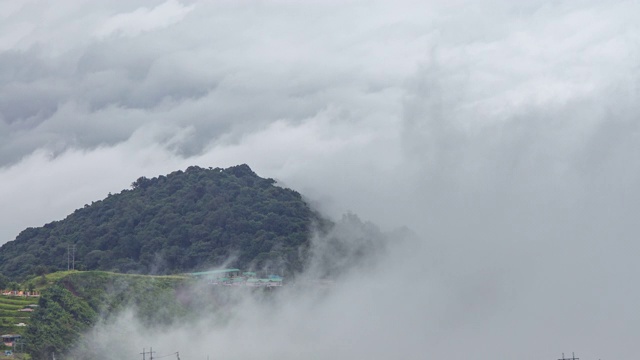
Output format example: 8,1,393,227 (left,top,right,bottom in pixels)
1,0,639,359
